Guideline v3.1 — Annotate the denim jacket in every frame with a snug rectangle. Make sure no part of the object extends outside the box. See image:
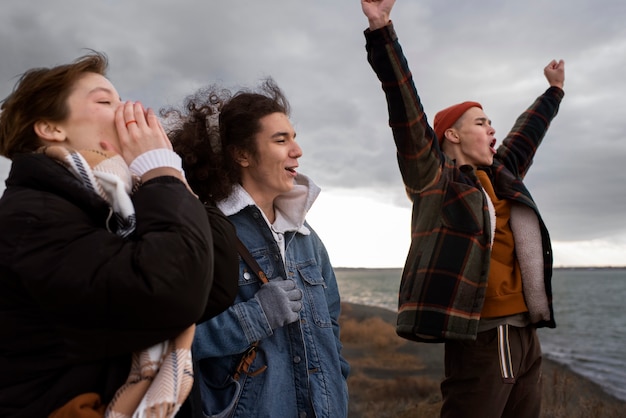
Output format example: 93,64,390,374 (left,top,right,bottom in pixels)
192,174,349,418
